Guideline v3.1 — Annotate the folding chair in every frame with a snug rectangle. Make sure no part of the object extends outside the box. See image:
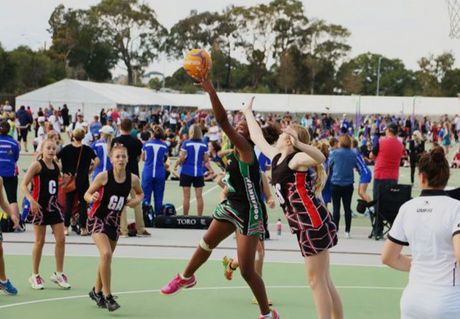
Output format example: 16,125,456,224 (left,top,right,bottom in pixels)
370,184,412,240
